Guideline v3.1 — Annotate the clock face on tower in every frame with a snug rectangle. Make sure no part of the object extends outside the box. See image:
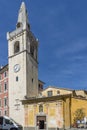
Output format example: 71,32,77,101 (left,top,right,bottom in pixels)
14,64,20,72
